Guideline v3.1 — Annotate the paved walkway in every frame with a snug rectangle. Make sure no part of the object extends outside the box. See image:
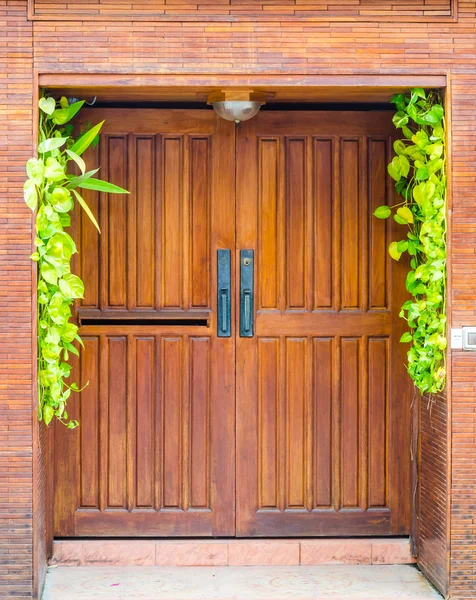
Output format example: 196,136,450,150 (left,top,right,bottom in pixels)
42,565,441,599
